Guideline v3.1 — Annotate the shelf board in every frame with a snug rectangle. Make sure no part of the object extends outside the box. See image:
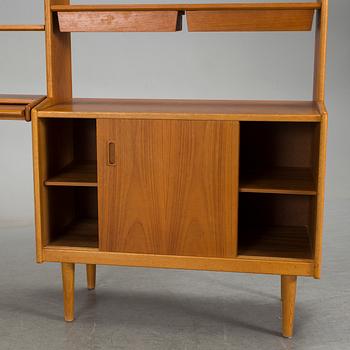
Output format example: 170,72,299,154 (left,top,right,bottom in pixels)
52,3,321,12
47,219,98,249
45,161,97,187
238,226,312,259
0,104,26,120
0,95,46,121
0,25,45,31
37,99,322,121
238,225,312,259
239,167,316,195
